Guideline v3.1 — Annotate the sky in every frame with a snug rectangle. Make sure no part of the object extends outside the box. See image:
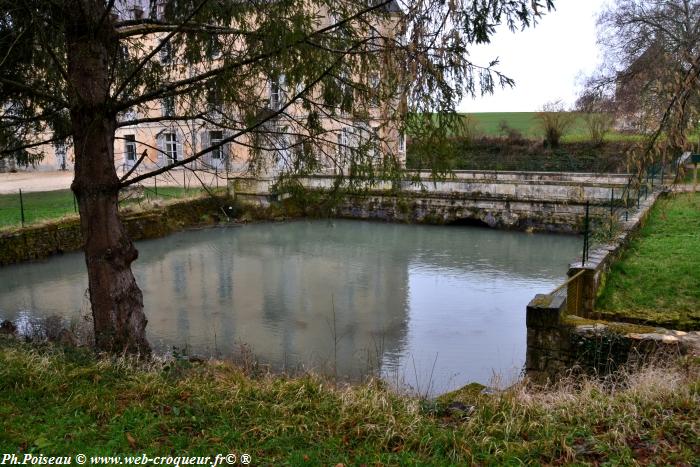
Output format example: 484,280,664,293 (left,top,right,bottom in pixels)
458,0,609,113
